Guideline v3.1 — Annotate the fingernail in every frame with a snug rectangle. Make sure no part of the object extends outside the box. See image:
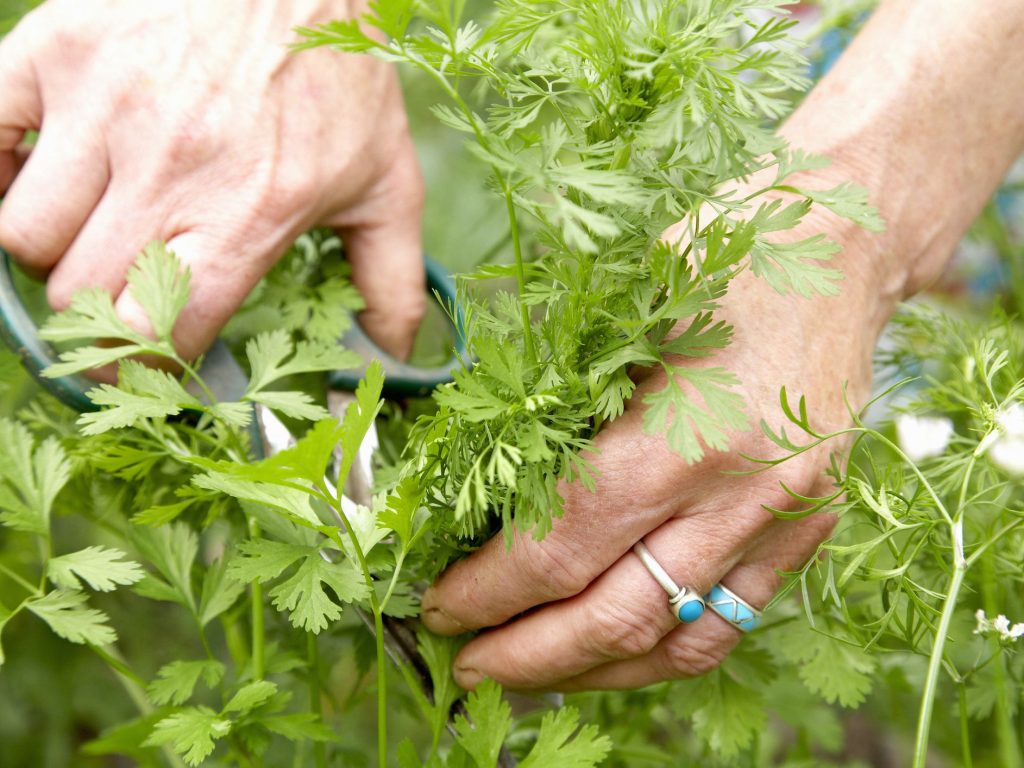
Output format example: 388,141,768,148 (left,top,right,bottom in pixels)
453,664,483,690
420,588,468,636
